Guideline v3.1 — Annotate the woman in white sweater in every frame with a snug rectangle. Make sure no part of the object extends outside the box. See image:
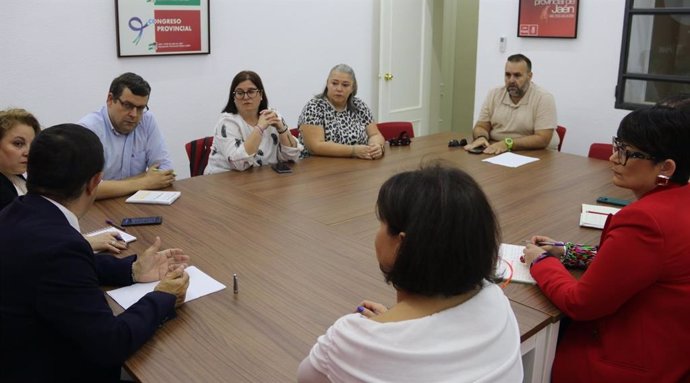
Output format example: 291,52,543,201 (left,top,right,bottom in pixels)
205,70,302,174
298,164,523,383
